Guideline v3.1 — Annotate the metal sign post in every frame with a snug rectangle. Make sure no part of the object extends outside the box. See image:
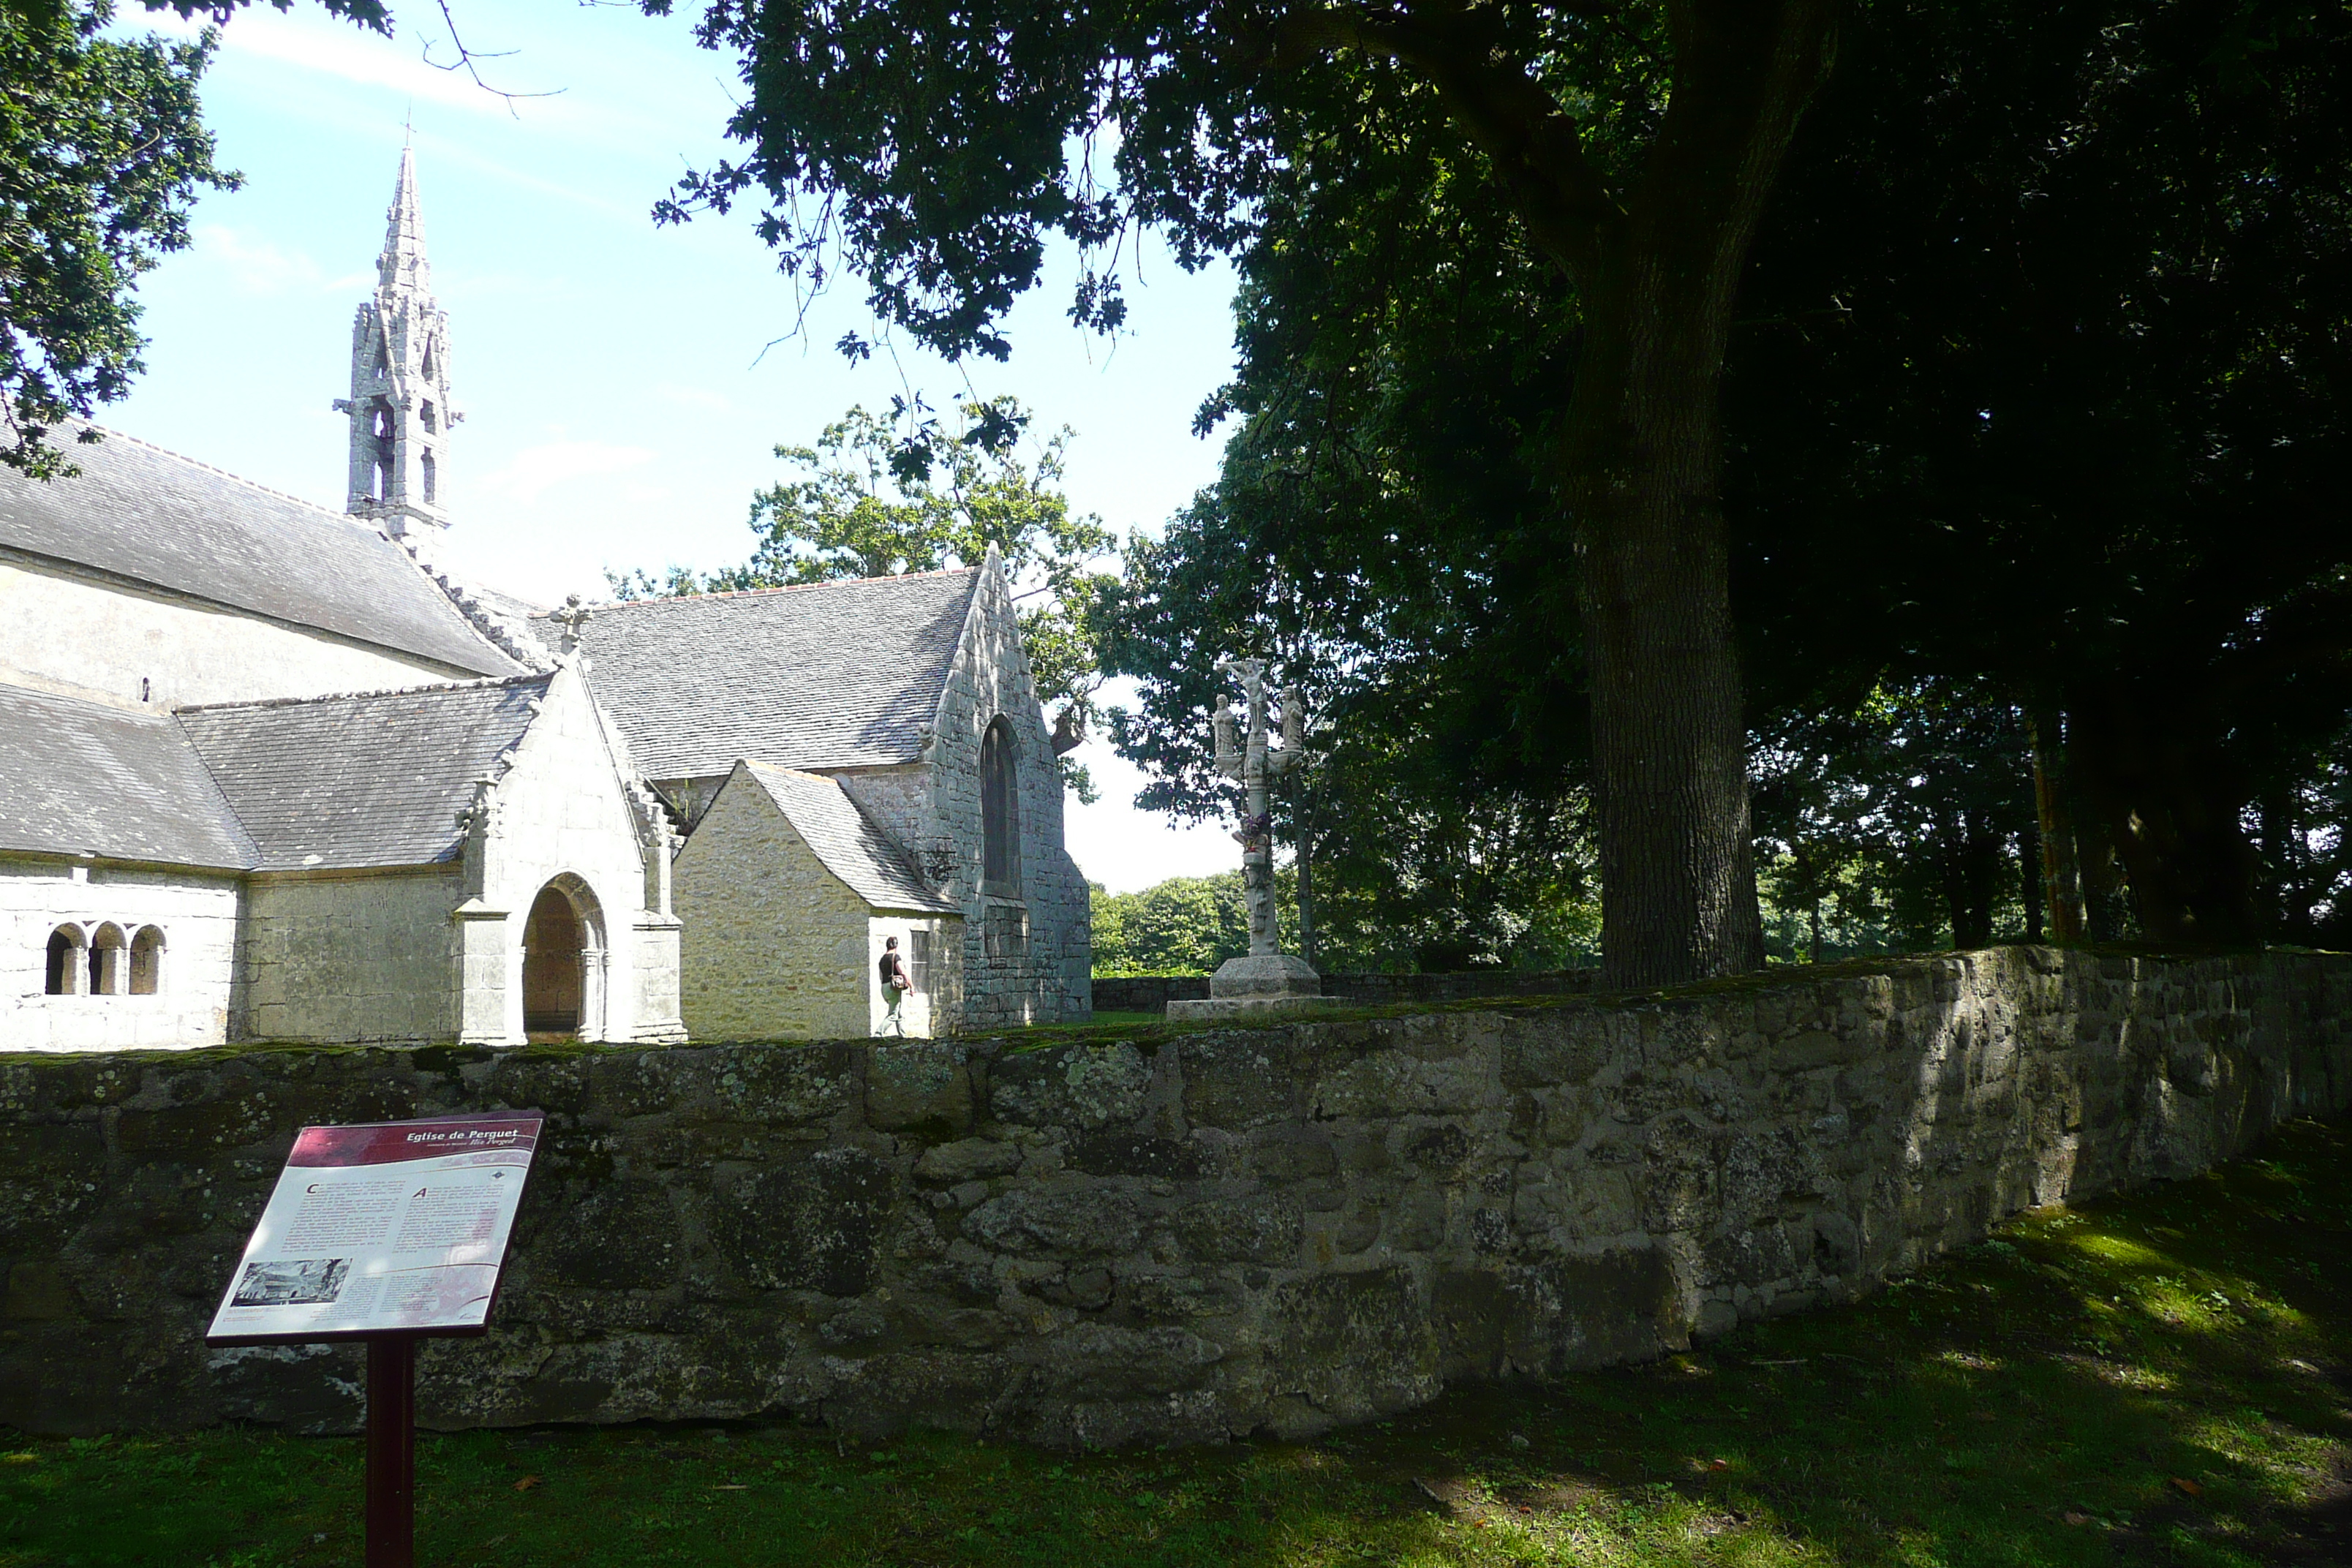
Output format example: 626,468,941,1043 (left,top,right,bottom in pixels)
366,1335,419,1567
